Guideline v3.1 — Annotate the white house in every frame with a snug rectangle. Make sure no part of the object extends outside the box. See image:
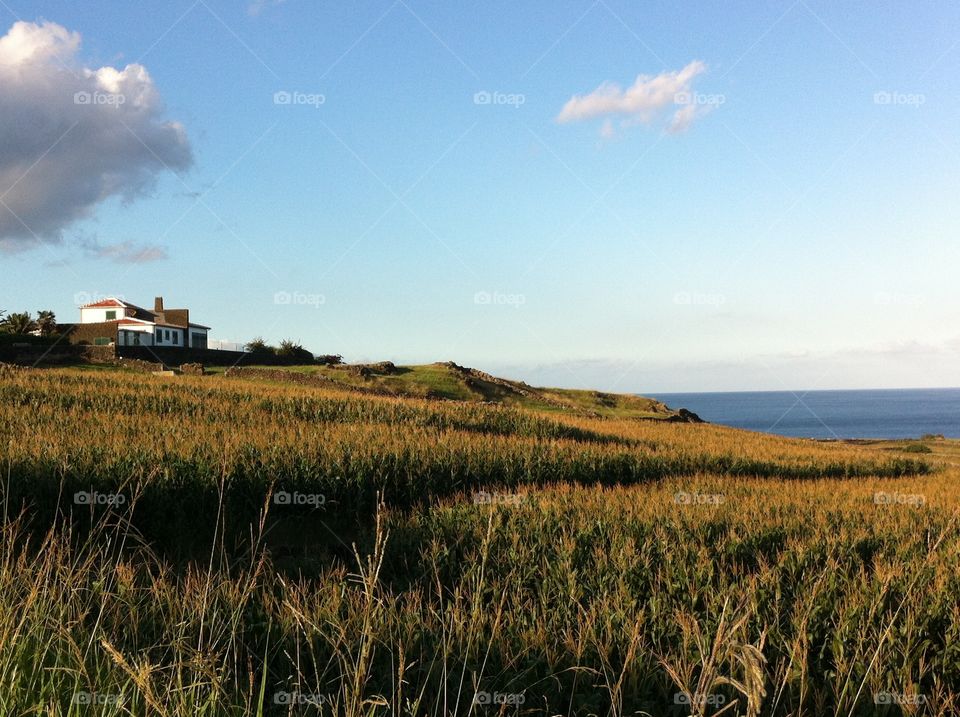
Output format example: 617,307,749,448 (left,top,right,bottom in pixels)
78,296,210,348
